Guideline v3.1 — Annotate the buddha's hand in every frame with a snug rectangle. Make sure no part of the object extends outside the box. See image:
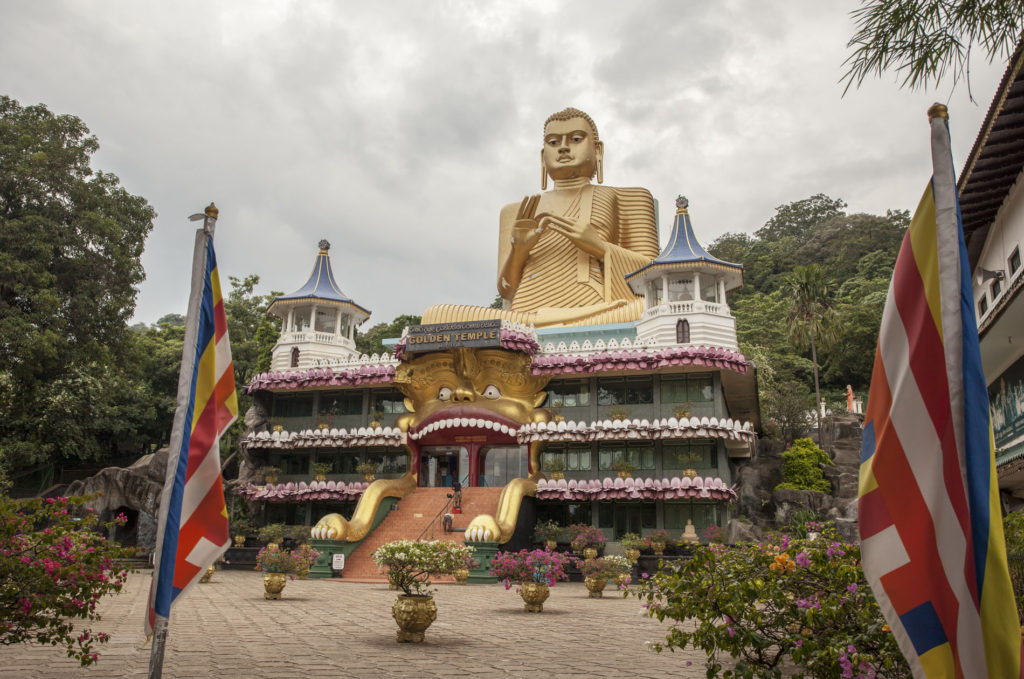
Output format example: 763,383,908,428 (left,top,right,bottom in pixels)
537,213,606,258
310,513,348,540
510,195,542,250
464,514,502,543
